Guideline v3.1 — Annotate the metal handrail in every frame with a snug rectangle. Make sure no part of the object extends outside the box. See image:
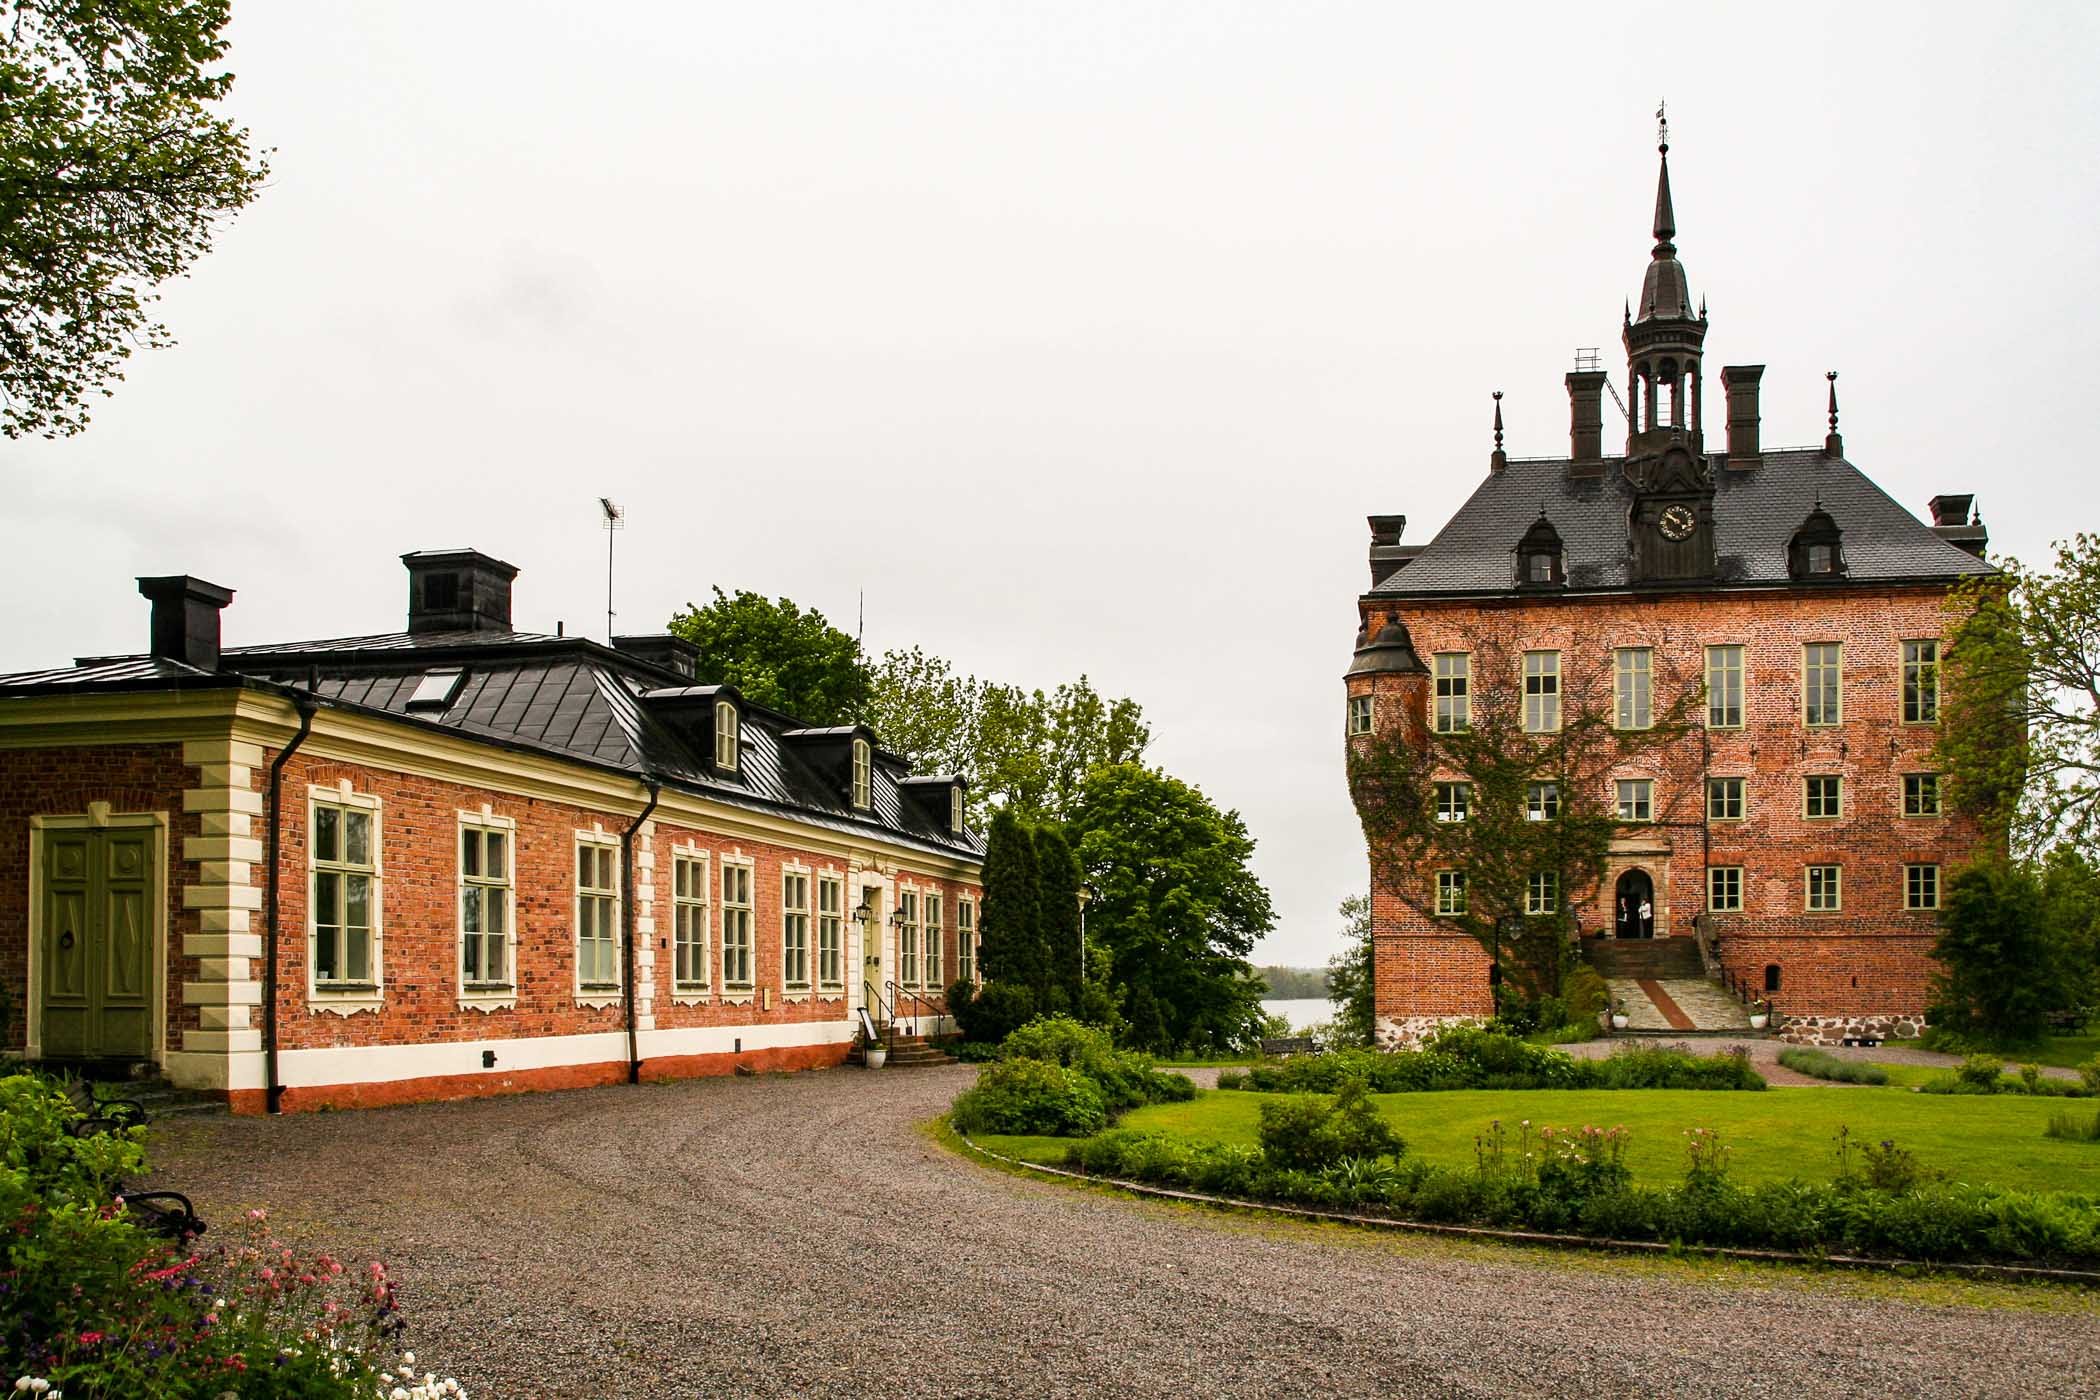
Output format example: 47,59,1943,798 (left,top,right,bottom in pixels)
886,978,937,1037
863,978,895,1045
